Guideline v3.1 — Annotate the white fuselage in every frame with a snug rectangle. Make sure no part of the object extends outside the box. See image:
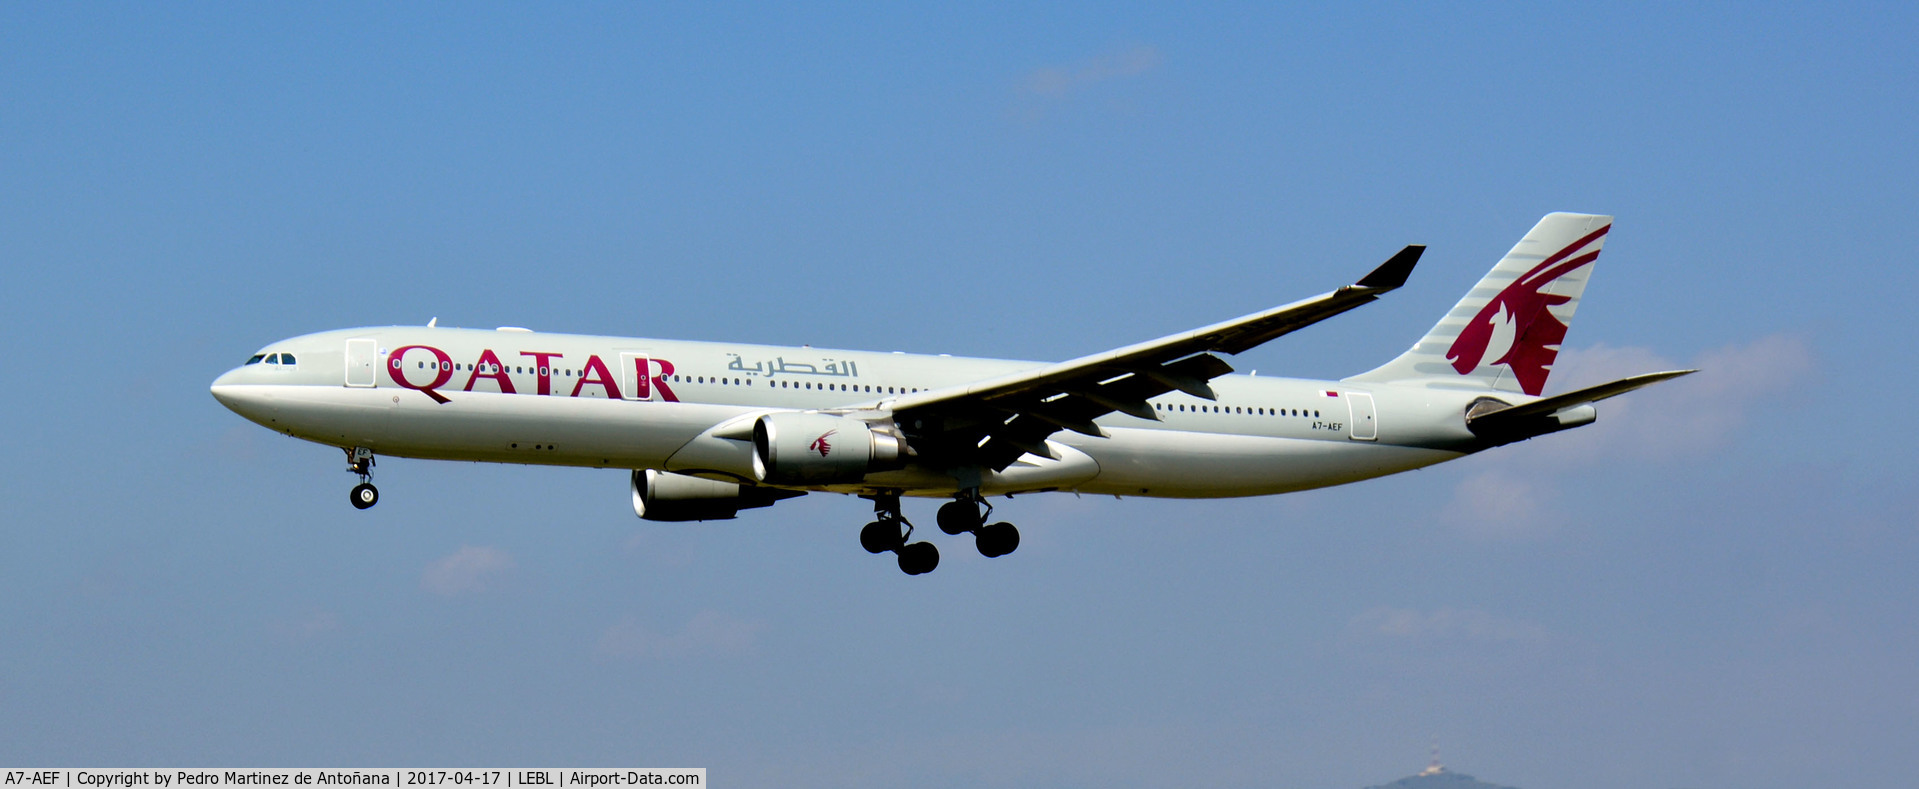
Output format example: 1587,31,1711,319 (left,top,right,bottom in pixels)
211,326,1488,499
